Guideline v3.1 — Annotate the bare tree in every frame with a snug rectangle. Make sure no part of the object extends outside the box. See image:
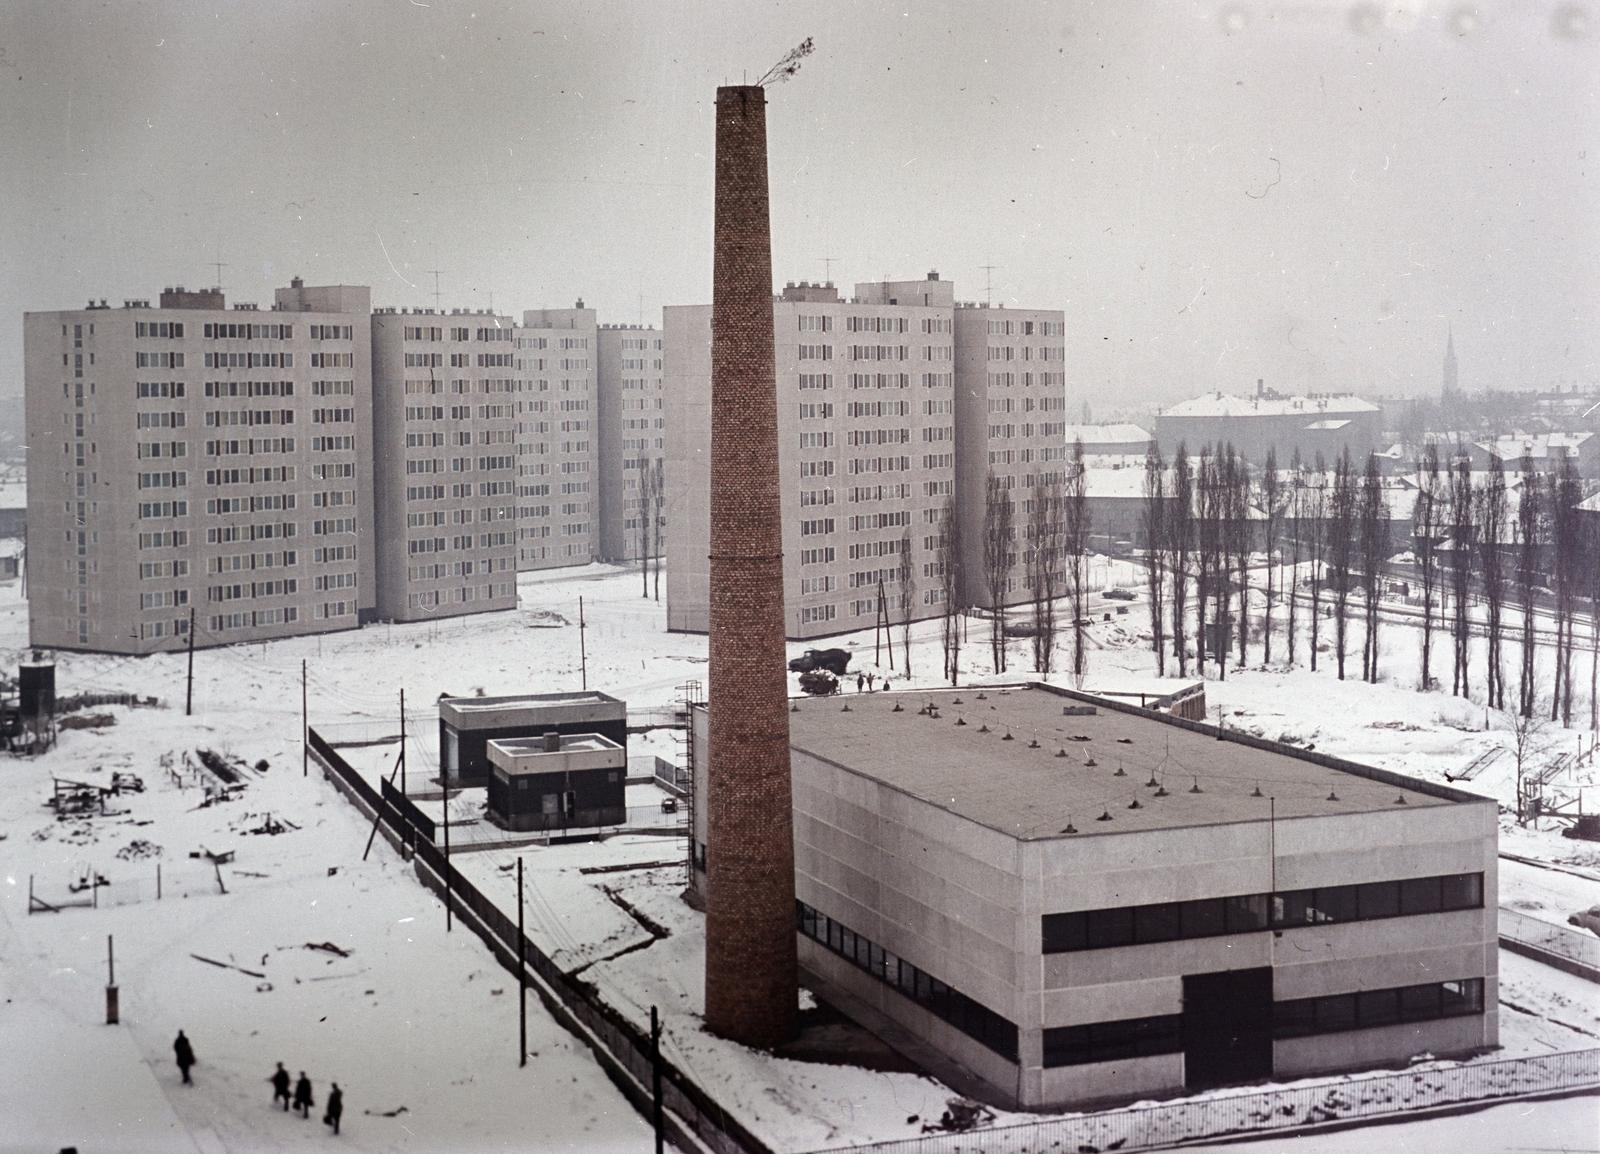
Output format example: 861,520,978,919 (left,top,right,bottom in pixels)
1415,443,1444,691
1286,447,1303,665
982,471,1015,674
1306,453,1328,674
1357,452,1389,683
1449,451,1475,699
1026,475,1062,674
1260,448,1280,665
937,498,962,685
899,526,916,680
1064,440,1091,681
1516,455,1543,718
1169,443,1194,677
1508,704,1552,825
1195,446,1217,674
1328,449,1357,681
1552,455,1583,725
1142,444,1168,676
1226,445,1251,671
1476,457,1508,710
